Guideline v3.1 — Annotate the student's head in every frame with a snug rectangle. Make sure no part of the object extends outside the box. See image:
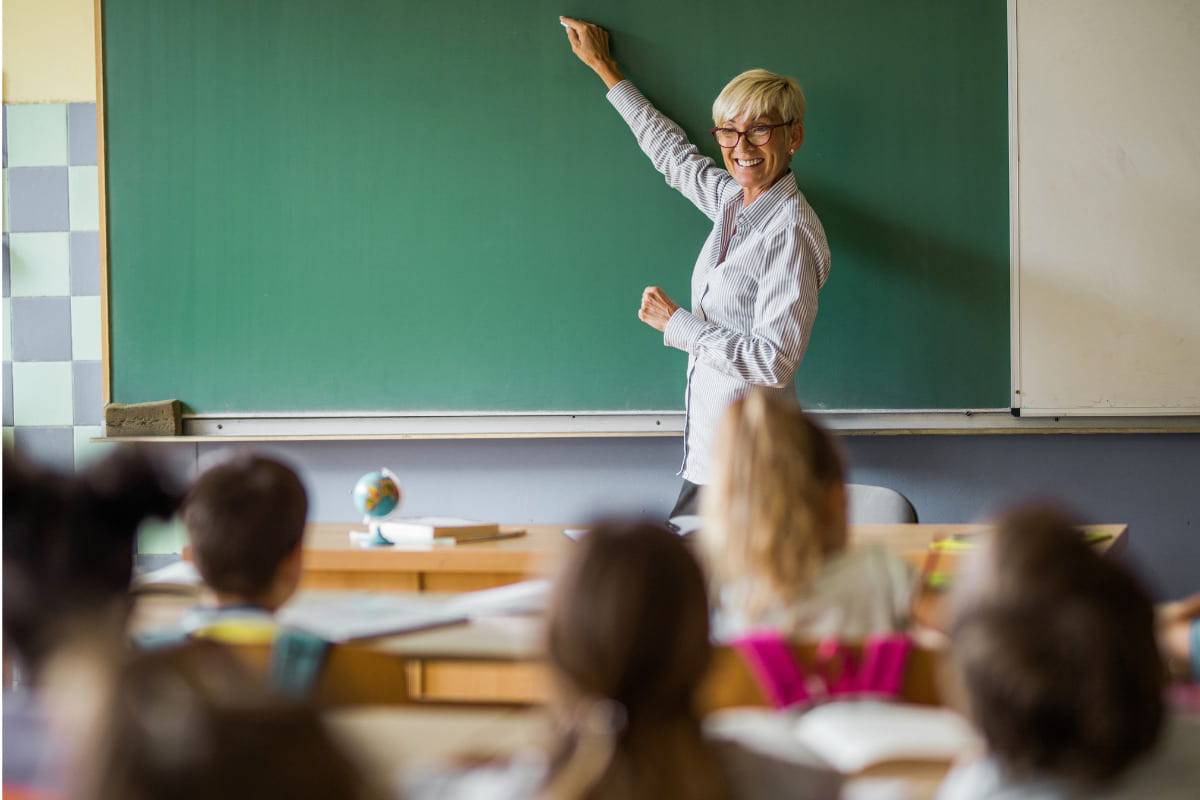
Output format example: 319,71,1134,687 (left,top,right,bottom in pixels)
182,454,308,610
701,390,847,614
3,447,182,680
948,504,1164,785
76,640,376,800
544,521,728,800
